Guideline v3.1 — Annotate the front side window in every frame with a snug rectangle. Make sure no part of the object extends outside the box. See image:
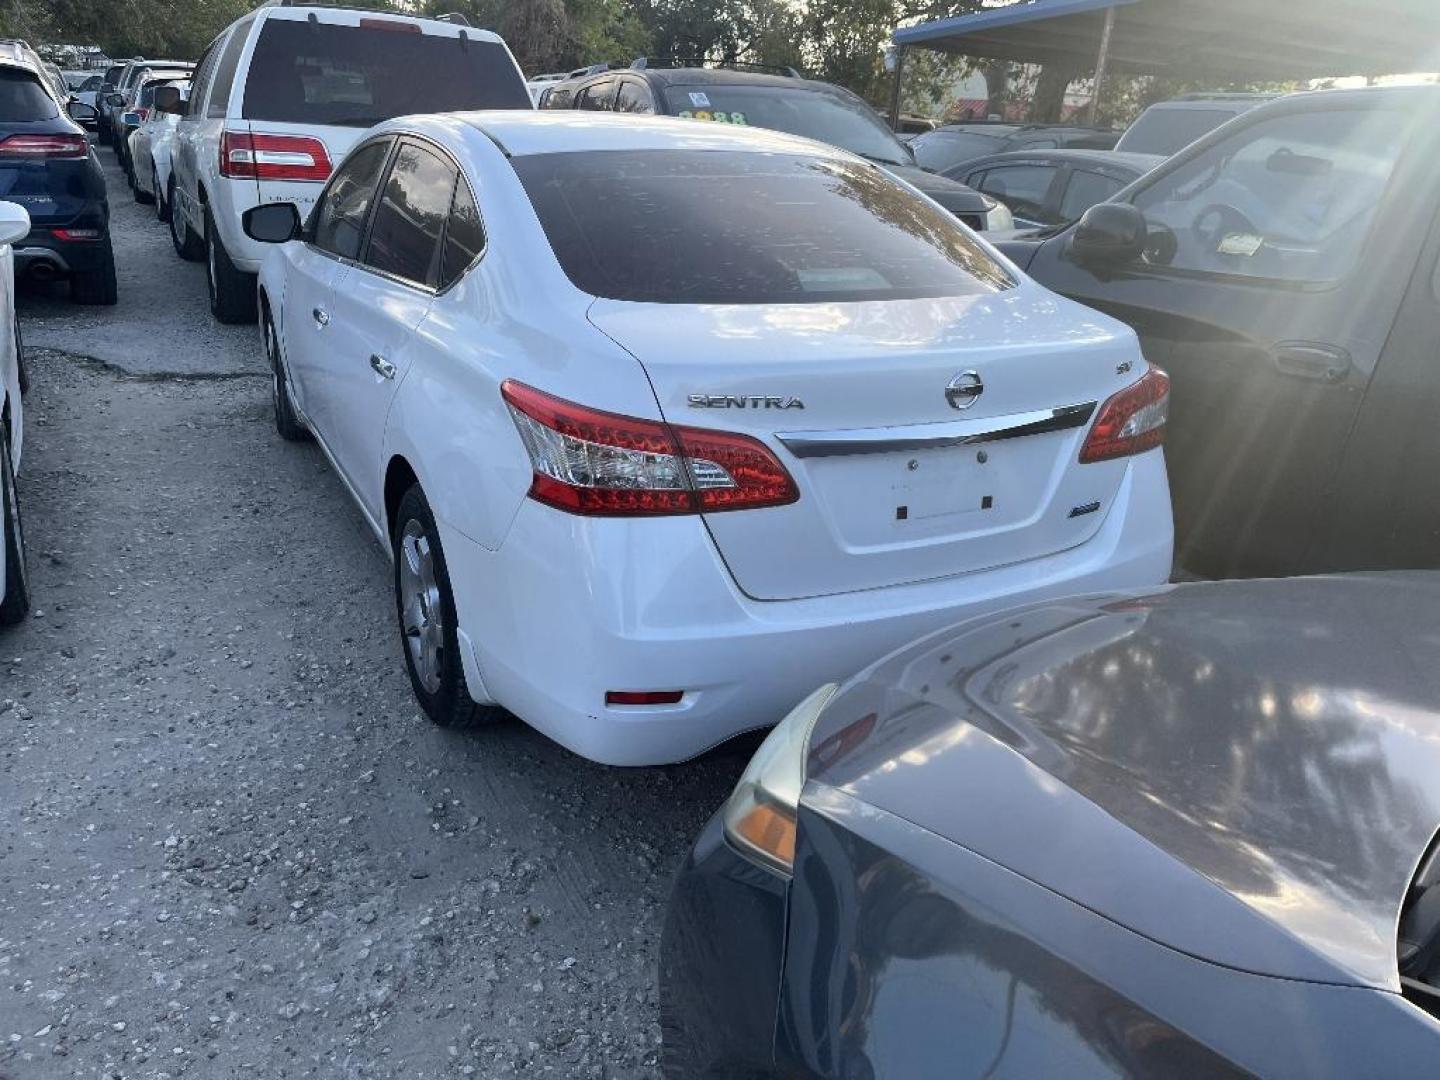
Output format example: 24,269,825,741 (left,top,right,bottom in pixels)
661,84,912,167
613,79,652,114
973,164,1059,224
207,17,253,118
312,138,392,259
1059,169,1126,221
364,142,457,286
242,19,529,127
575,79,616,111
513,149,1015,304
1131,107,1412,283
